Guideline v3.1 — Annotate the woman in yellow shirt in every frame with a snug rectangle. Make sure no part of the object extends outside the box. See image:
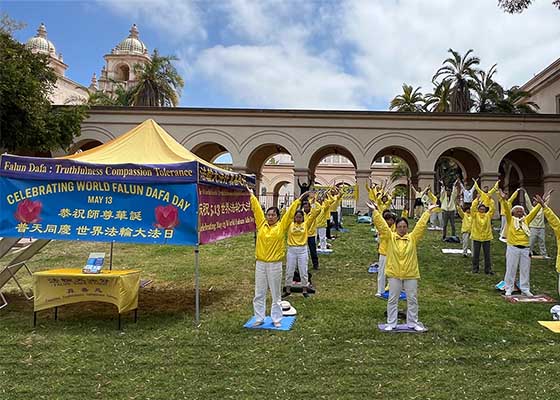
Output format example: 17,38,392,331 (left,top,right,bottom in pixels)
284,202,321,298
249,190,302,327
369,200,437,331
470,196,496,274
499,189,542,296
375,210,396,297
